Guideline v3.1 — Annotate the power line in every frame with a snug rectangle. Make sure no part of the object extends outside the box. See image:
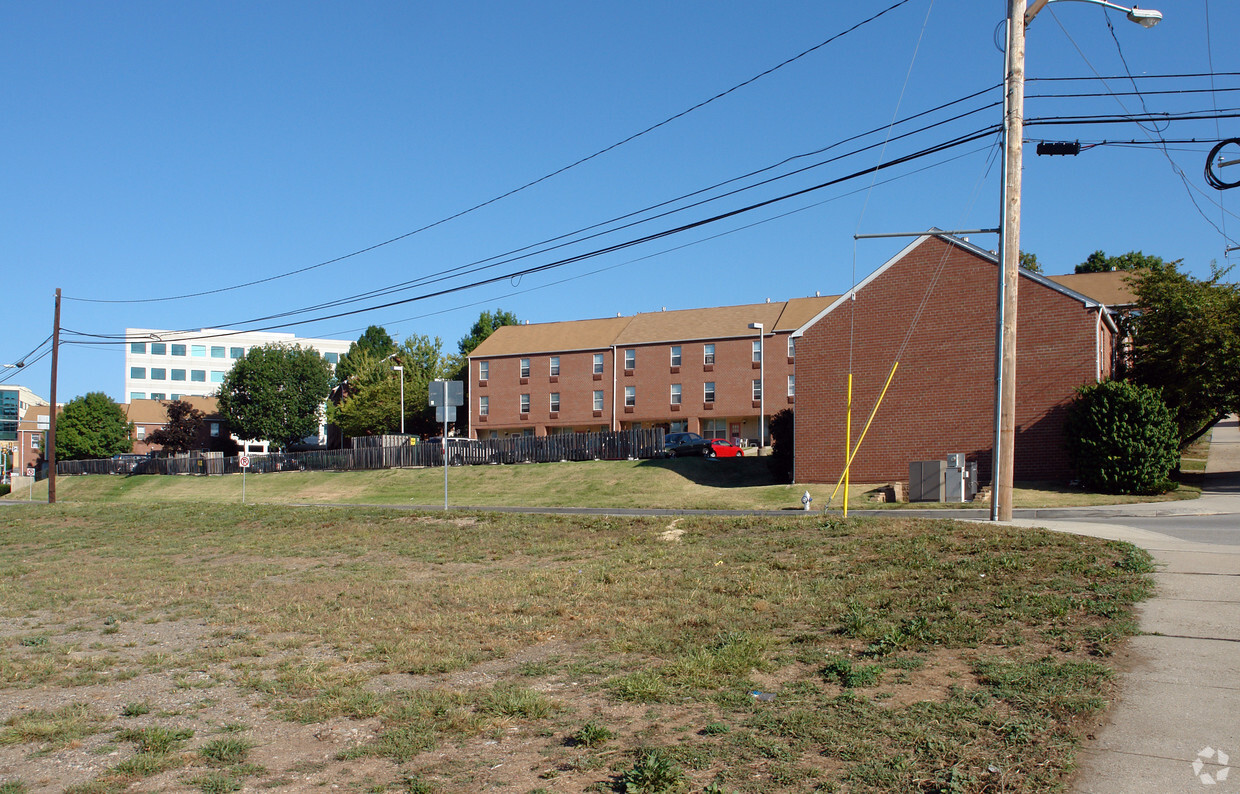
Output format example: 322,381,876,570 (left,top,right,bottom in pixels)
60,126,1003,346
62,0,919,307
66,93,1005,337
